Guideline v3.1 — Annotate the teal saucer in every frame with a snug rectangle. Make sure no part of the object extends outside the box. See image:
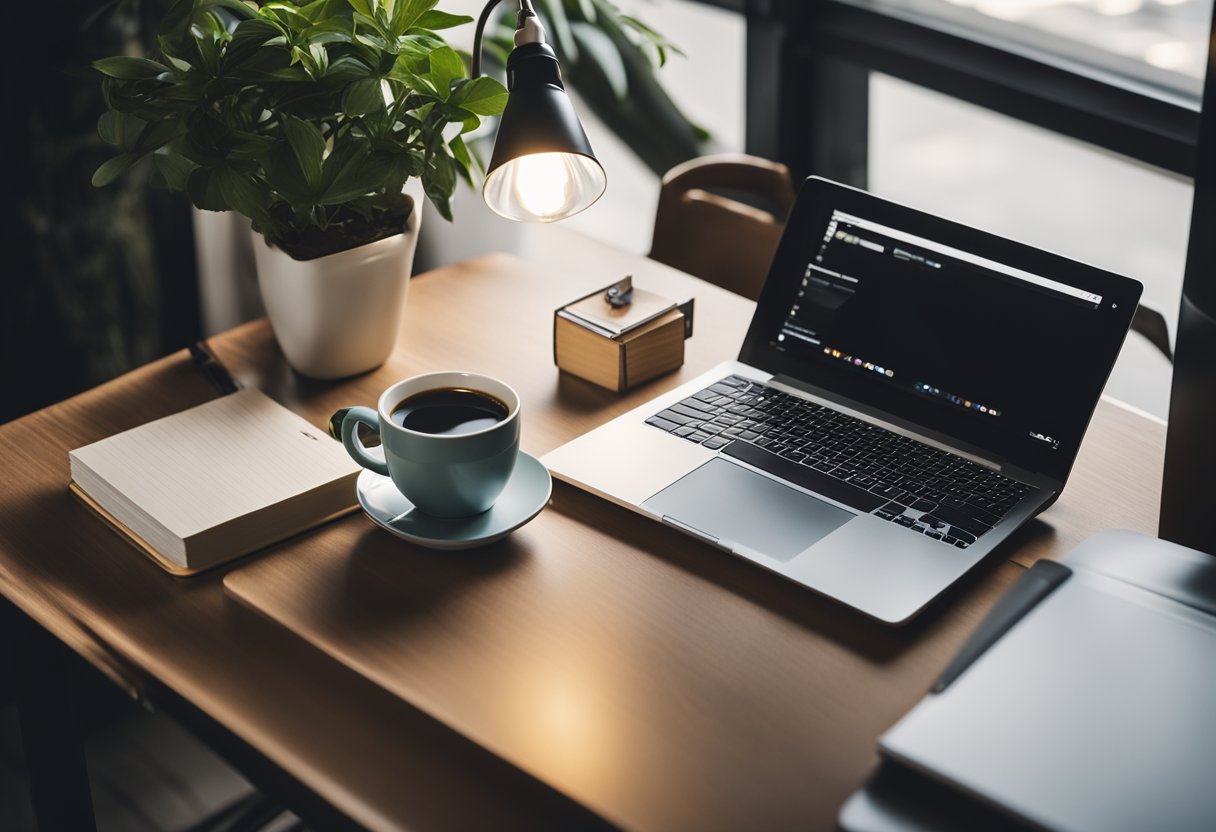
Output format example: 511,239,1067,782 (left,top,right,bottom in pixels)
355,451,551,550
